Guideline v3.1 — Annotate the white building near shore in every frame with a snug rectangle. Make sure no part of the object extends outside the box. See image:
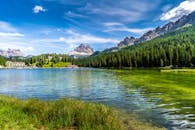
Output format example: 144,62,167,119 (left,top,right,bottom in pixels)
6,61,26,68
